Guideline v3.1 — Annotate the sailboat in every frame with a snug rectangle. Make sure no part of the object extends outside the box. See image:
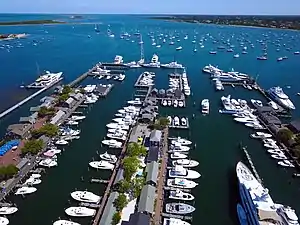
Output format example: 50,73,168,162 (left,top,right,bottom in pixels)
94,24,100,33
